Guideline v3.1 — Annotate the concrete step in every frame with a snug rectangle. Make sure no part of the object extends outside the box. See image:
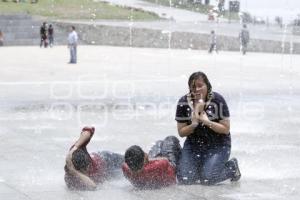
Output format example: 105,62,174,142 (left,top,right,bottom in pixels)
4,38,68,46
4,33,68,42
0,14,32,20
4,35,67,43
0,19,42,27
1,25,67,34
5,34,39,40
0,24,39,30
3,31,67,39
4,39,40,46
0,14,71,46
